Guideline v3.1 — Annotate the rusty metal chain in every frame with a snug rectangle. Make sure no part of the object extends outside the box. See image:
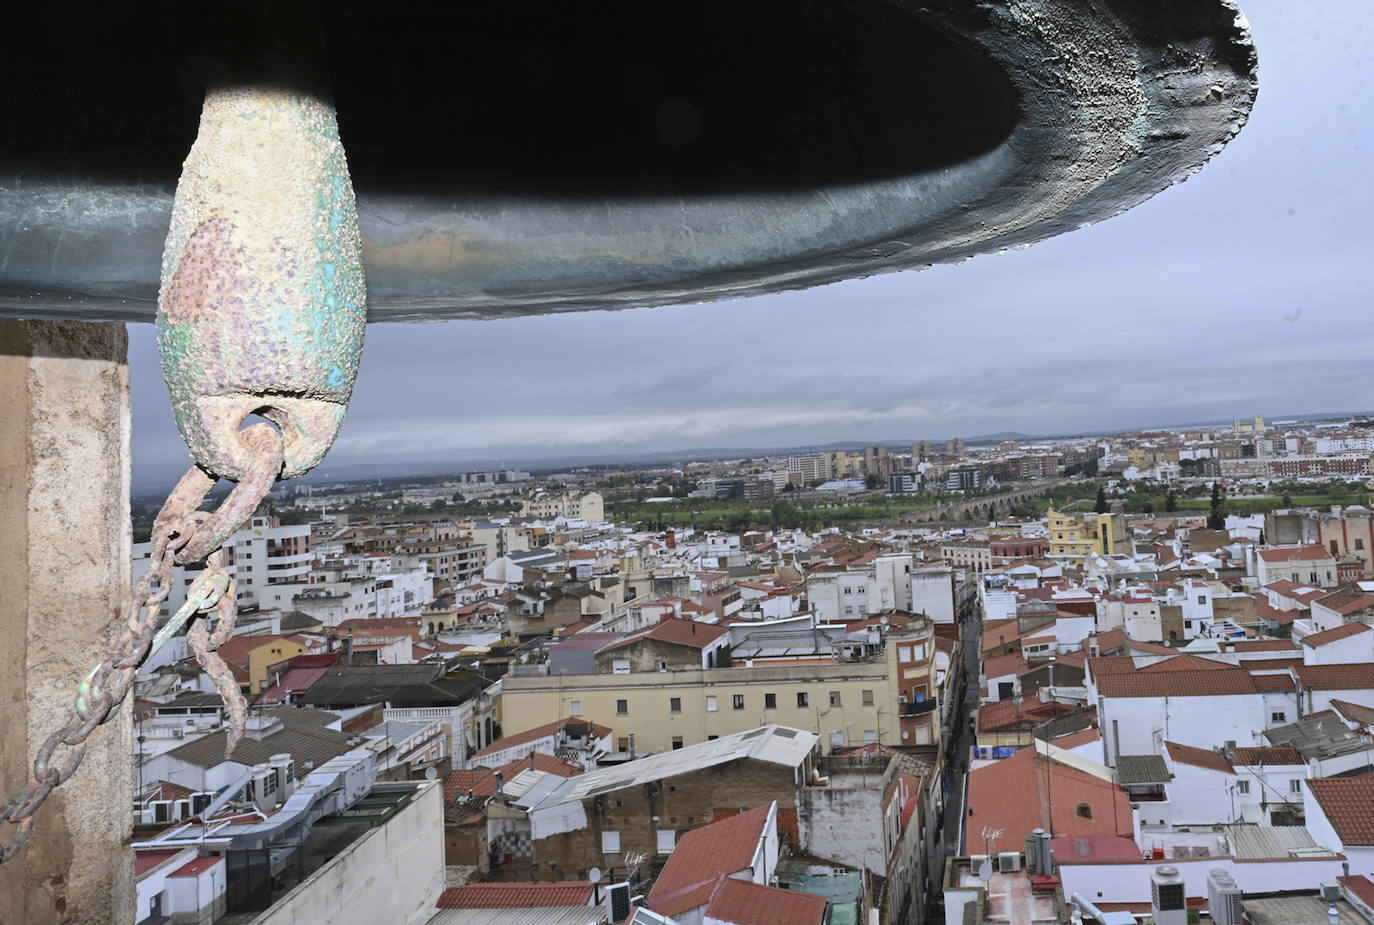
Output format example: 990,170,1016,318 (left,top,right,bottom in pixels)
0,423,284,864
